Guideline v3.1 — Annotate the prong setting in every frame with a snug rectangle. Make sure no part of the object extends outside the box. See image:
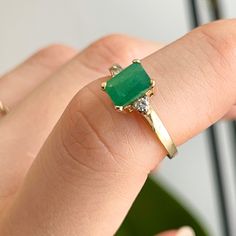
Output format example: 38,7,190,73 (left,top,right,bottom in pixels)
132,96,150,114
109,64,123,77
132,59,141,64
101,82,107,91
146,89,153,97
124,105,134,112
151,80,155,88
145,80,156,97
115,106,124,112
